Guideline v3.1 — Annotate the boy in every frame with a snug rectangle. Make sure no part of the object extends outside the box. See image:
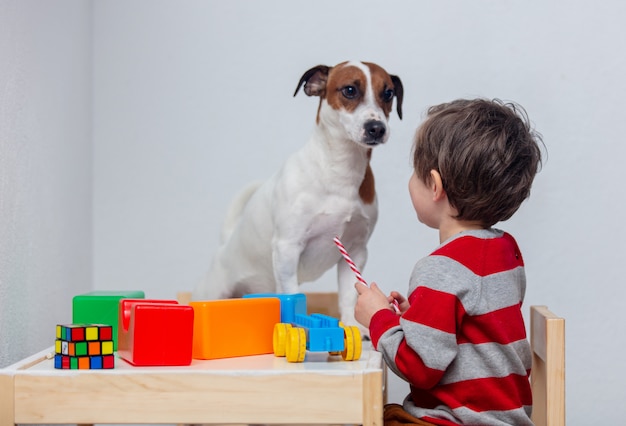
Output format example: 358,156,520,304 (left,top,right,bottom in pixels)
354,99,543,426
